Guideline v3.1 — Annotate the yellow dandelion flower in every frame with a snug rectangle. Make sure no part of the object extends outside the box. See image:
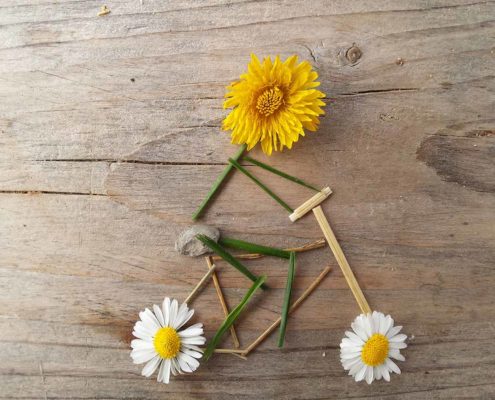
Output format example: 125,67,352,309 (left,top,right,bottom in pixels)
222,54,326,155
